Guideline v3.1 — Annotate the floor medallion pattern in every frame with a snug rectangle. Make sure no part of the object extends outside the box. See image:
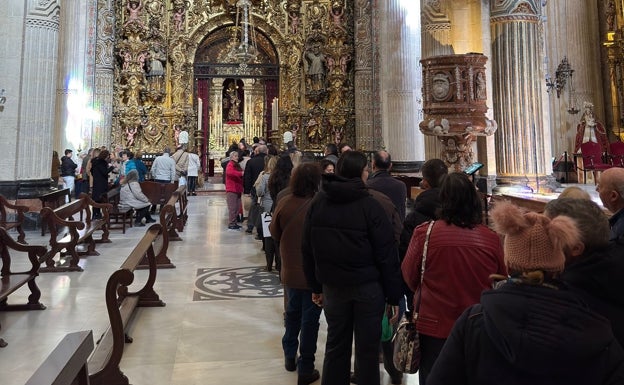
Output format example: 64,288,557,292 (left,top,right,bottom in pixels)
193,266,283,301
